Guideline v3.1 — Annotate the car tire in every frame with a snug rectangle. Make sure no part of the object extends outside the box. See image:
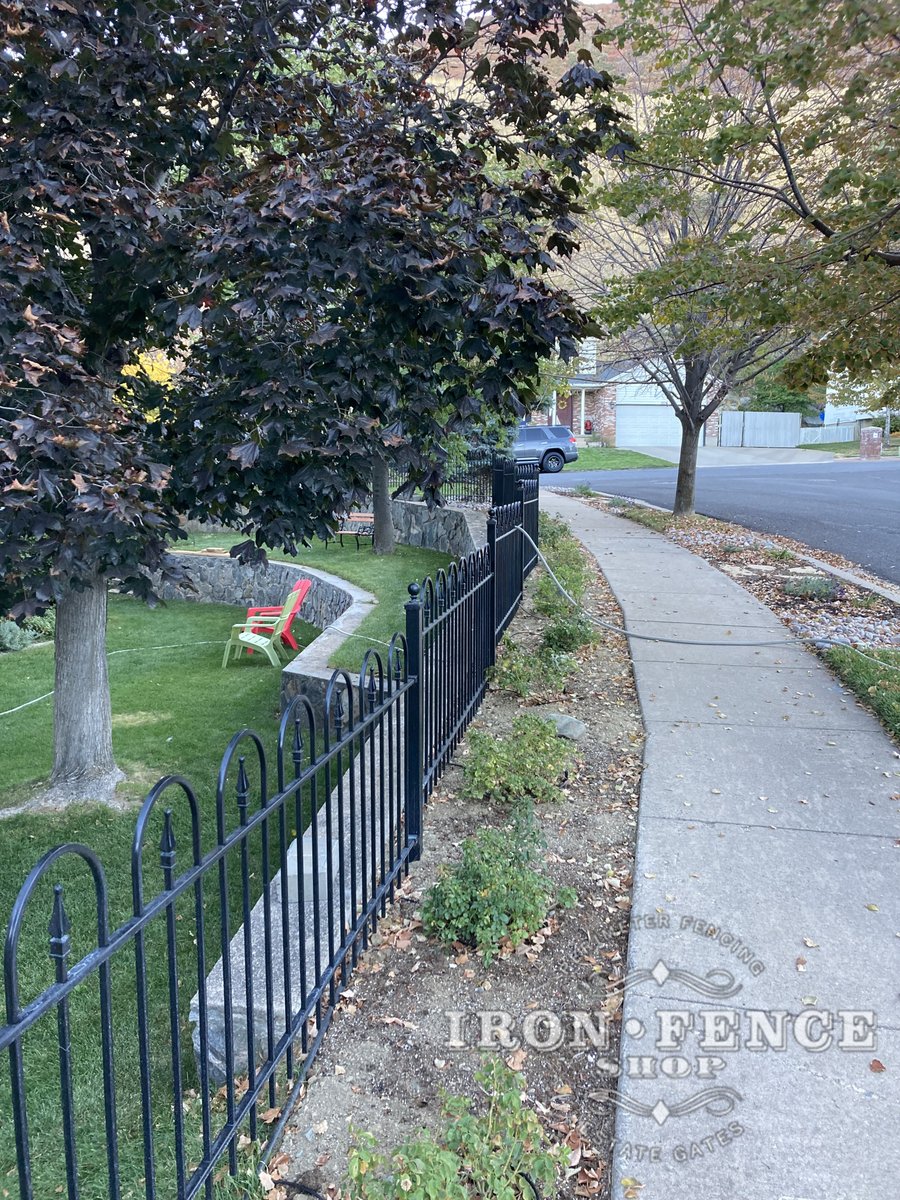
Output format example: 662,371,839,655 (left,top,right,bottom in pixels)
542,450,565,473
